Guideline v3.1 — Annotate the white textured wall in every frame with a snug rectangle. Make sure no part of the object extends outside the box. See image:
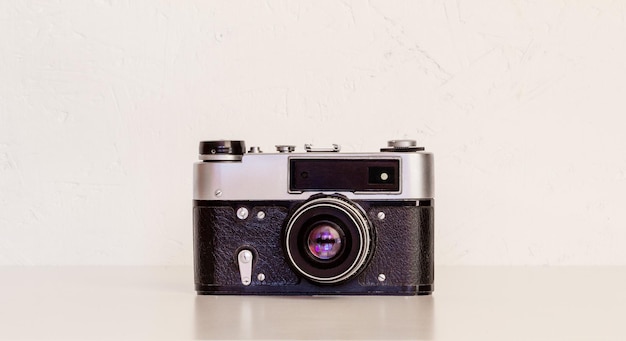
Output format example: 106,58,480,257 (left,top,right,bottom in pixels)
1,1,625,265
